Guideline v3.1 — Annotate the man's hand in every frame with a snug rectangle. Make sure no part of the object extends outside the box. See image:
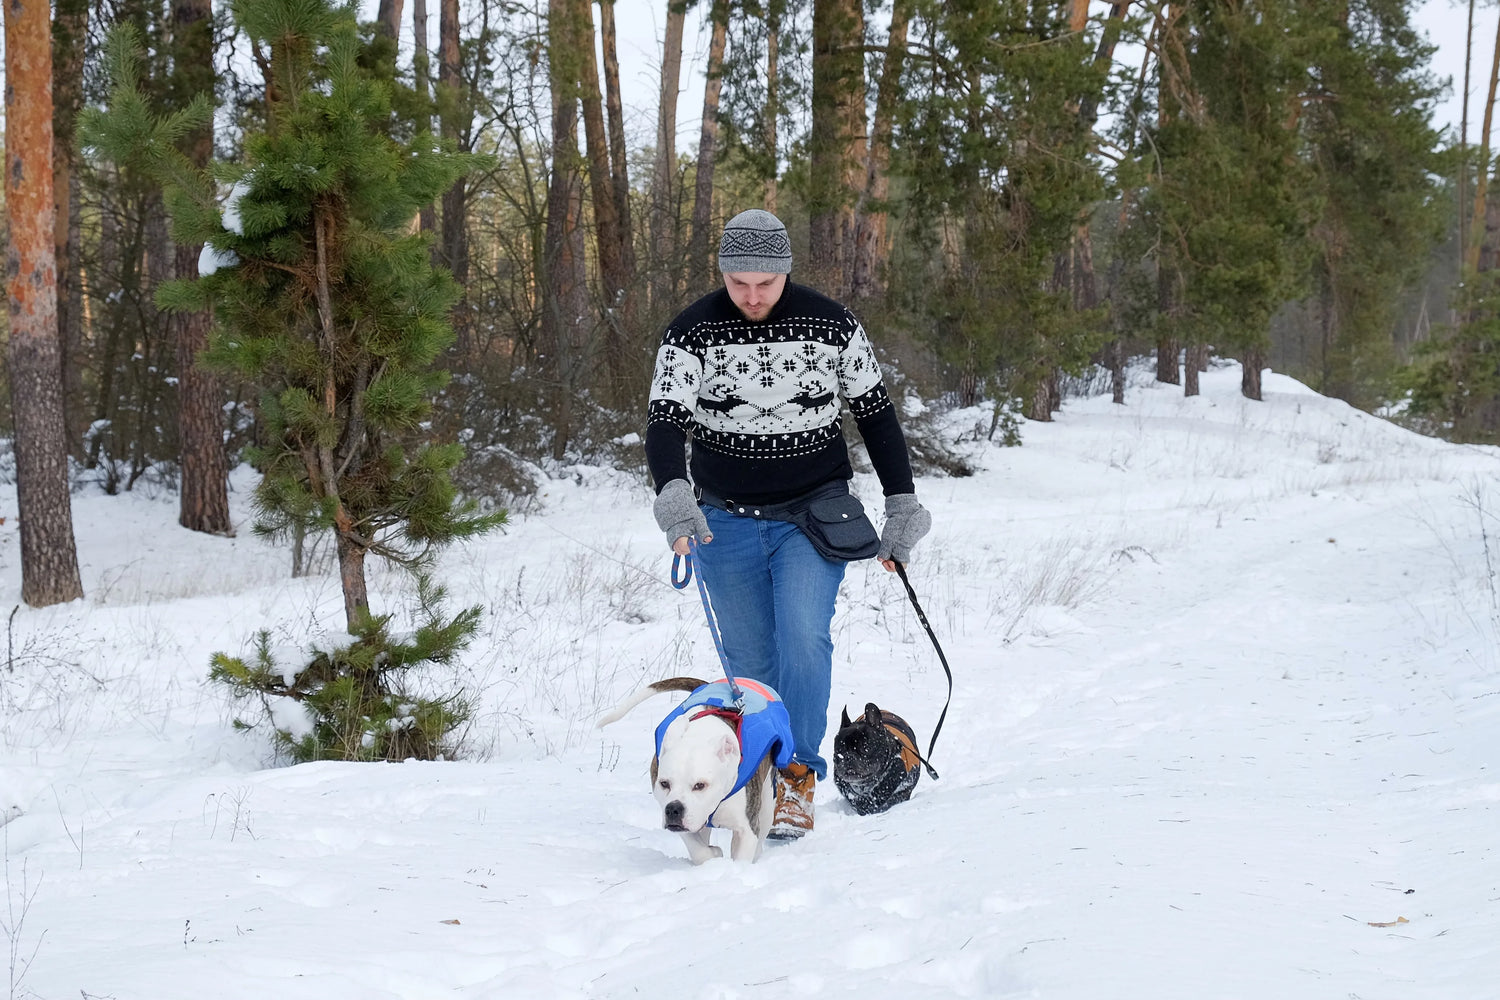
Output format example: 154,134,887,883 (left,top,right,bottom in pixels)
653,479,712,552
877,494,931,569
